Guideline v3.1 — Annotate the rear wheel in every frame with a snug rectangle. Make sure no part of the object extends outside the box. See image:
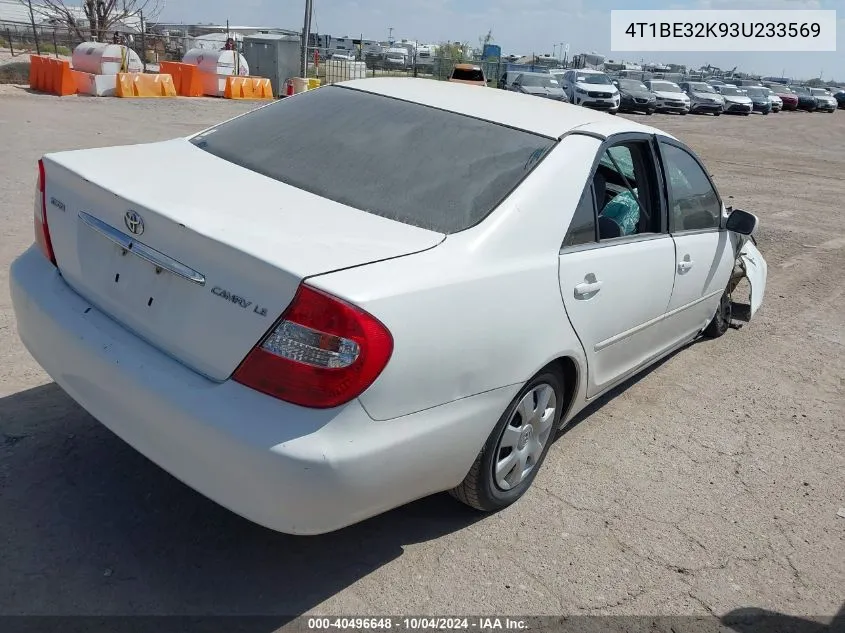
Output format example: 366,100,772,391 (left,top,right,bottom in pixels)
450,370,564,512
703,289,732,338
